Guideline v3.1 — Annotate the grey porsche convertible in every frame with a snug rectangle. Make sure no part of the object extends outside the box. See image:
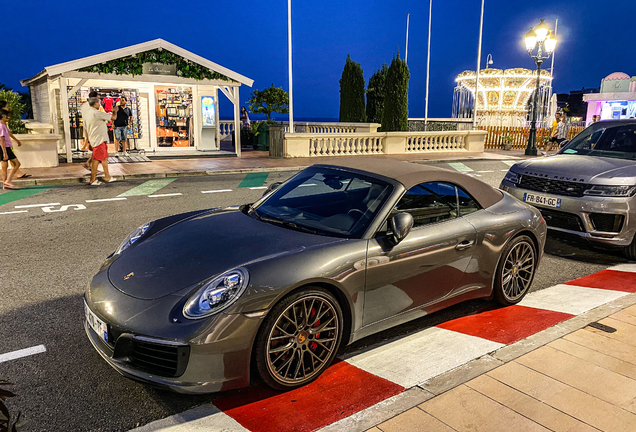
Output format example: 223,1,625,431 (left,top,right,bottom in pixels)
84,159,546,393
